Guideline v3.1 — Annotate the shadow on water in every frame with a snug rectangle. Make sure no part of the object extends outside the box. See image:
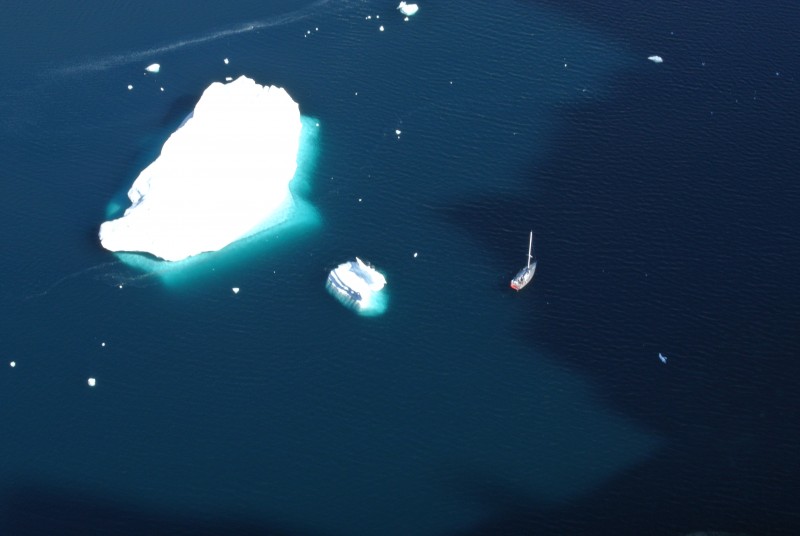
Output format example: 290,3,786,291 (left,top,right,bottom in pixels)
442,462,766,536
159,93,202,129
436,3,800,533
0,483,338,536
